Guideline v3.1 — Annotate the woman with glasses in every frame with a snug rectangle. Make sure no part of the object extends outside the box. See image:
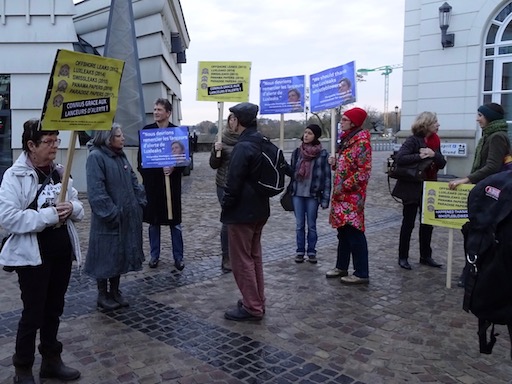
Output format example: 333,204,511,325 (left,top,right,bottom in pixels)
0,119,84,383
327,108,372,284
84,124,147,310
